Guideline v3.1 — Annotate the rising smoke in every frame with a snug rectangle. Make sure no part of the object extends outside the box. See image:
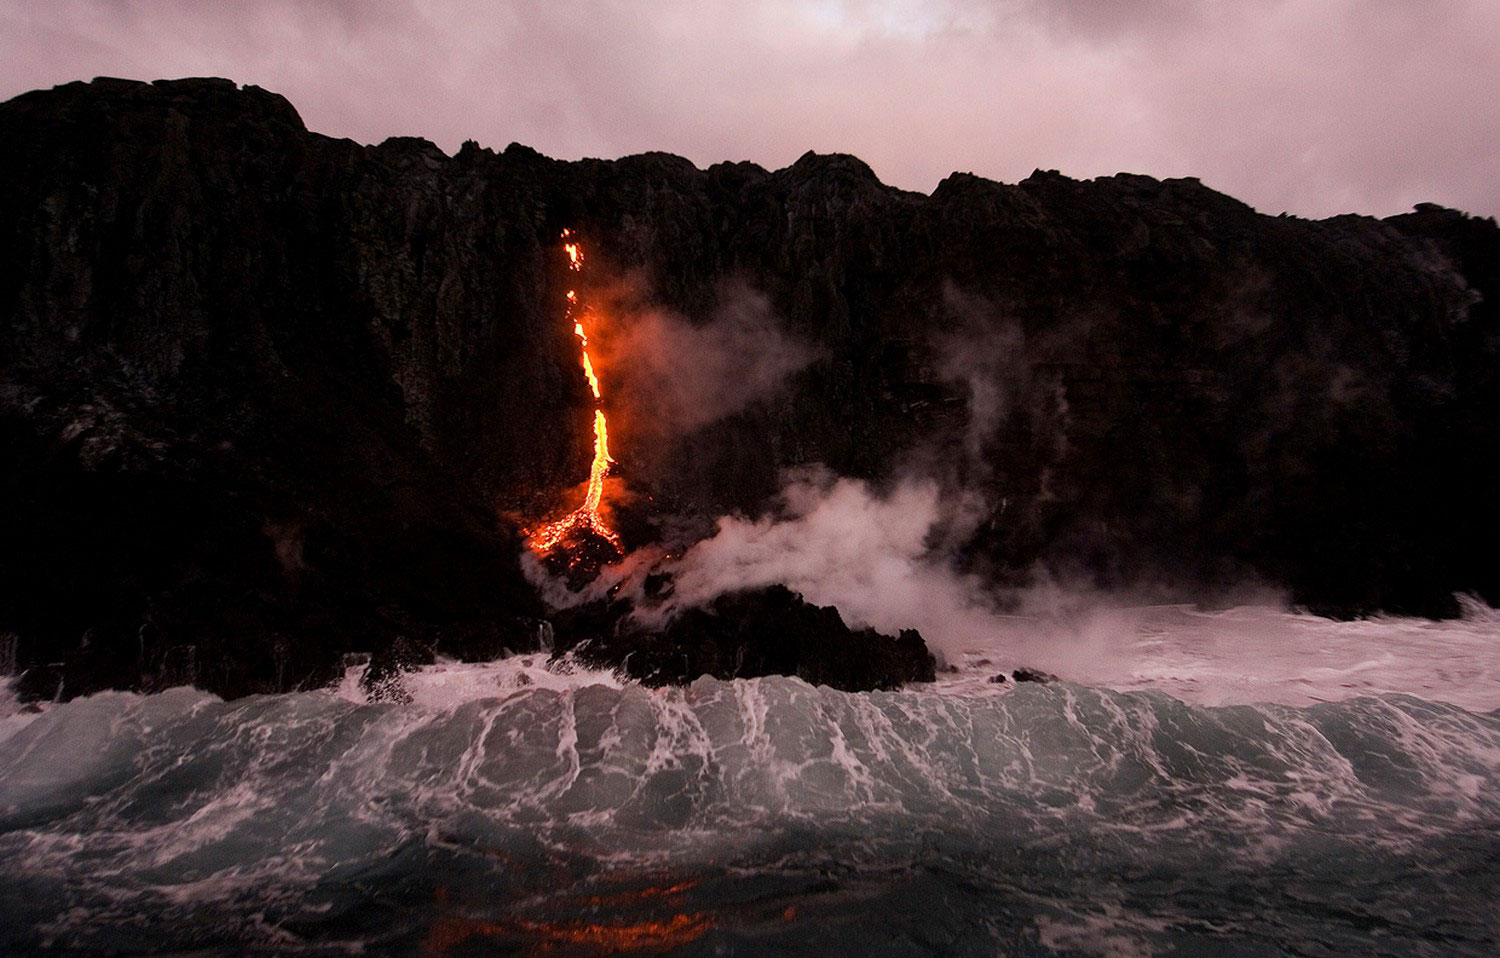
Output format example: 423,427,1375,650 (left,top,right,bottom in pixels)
599,281,818,440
